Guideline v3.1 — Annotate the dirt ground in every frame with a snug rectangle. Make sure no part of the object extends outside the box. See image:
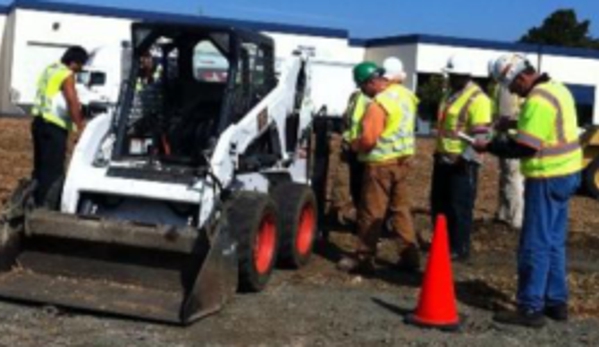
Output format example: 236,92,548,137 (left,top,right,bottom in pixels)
1,117,599,346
